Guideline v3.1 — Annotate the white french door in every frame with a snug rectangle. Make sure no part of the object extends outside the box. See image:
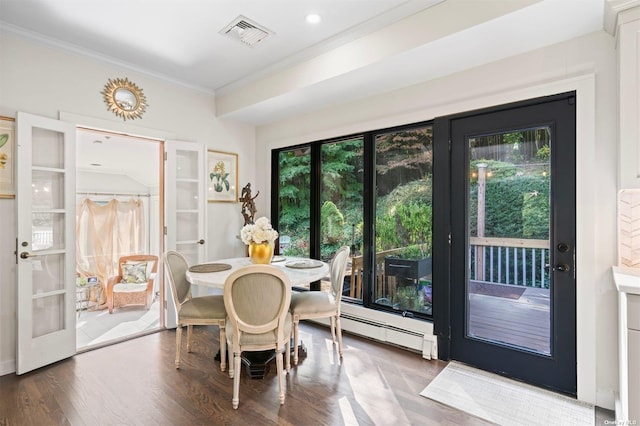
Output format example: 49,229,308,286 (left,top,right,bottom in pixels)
16,112,76,374
164,140,207,327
